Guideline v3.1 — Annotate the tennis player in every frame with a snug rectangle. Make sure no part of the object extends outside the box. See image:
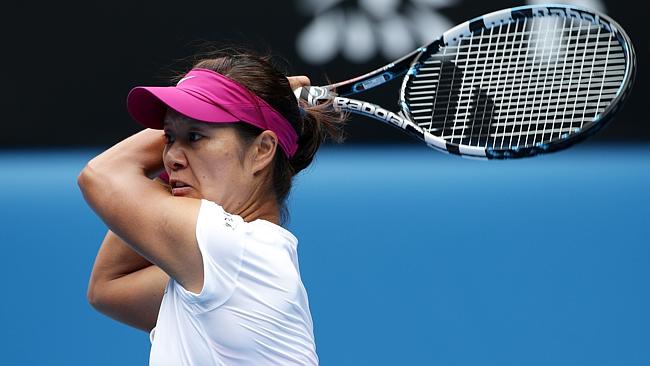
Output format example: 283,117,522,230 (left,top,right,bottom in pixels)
78,51,345,365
